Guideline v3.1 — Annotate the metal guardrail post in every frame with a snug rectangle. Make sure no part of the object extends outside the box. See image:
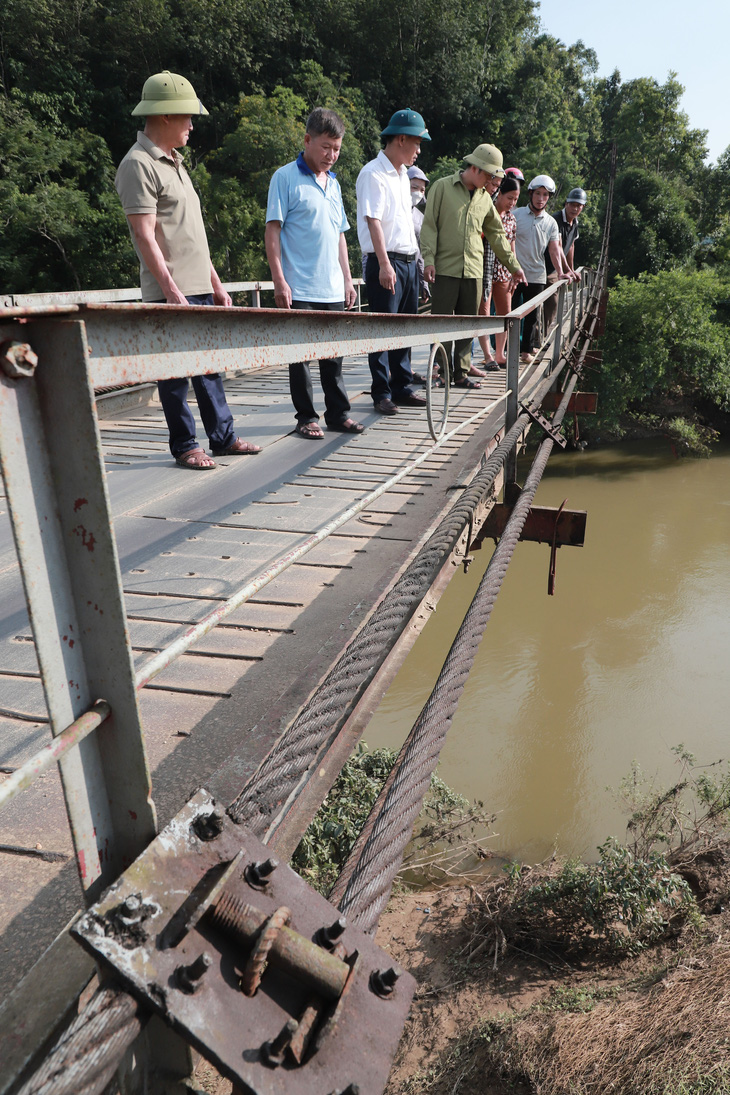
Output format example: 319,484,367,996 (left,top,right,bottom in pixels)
0,320,156,898
504,317,520,489
569,280,578,338
551,283,567,373
0,317,192,1094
